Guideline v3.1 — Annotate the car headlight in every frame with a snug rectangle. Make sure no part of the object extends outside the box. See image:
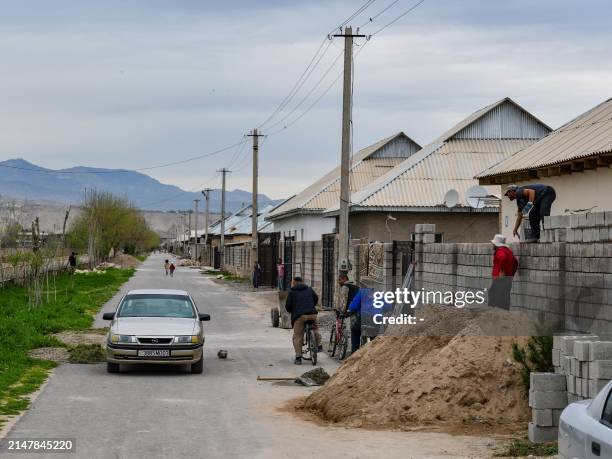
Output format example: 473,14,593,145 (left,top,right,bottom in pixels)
110,334,137,344
174,335,200,344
